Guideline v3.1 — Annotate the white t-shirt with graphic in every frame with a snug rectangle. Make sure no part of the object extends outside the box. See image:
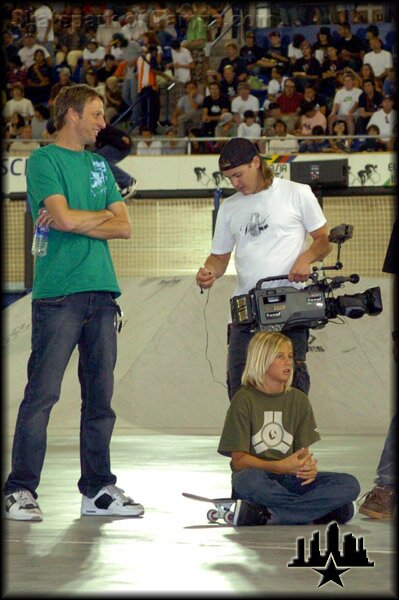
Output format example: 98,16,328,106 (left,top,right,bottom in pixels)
333,86,362,116
211,176,326,296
